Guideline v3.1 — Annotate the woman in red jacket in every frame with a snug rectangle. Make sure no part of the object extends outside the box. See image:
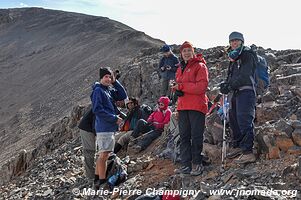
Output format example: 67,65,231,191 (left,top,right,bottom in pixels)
171,41,209,176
